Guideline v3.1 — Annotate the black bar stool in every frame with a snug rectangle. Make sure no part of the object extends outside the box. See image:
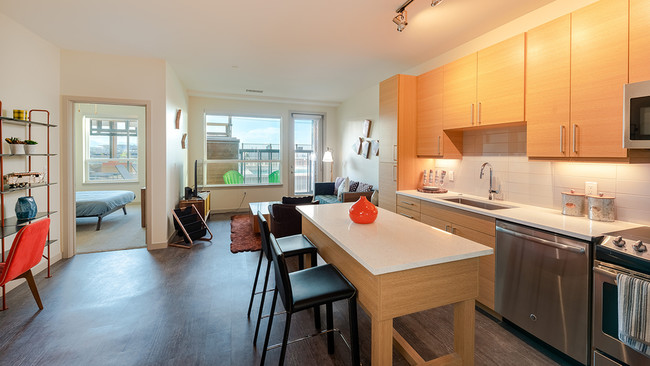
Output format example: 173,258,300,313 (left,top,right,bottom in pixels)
260,233,360,366
248,212,320,345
